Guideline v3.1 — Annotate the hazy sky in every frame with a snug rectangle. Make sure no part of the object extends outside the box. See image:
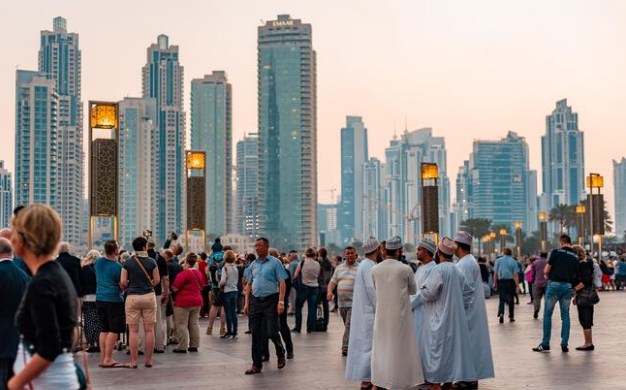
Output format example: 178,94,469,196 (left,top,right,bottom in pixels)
1,0,625,228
